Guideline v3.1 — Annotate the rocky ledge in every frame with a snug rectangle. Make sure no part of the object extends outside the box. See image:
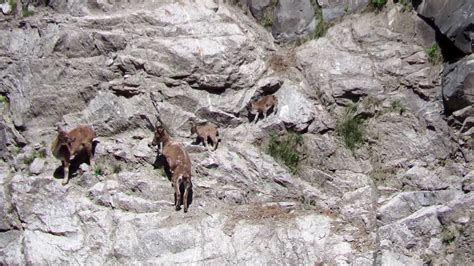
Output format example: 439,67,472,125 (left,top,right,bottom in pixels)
0,0,472,264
